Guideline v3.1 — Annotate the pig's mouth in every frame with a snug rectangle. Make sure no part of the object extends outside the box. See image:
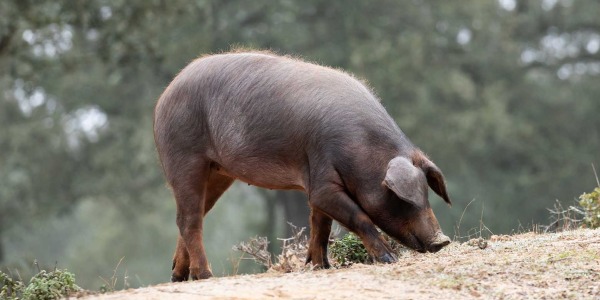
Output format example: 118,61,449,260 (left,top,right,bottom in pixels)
397,233,426,253
401,233,450,253
426,240,449,253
